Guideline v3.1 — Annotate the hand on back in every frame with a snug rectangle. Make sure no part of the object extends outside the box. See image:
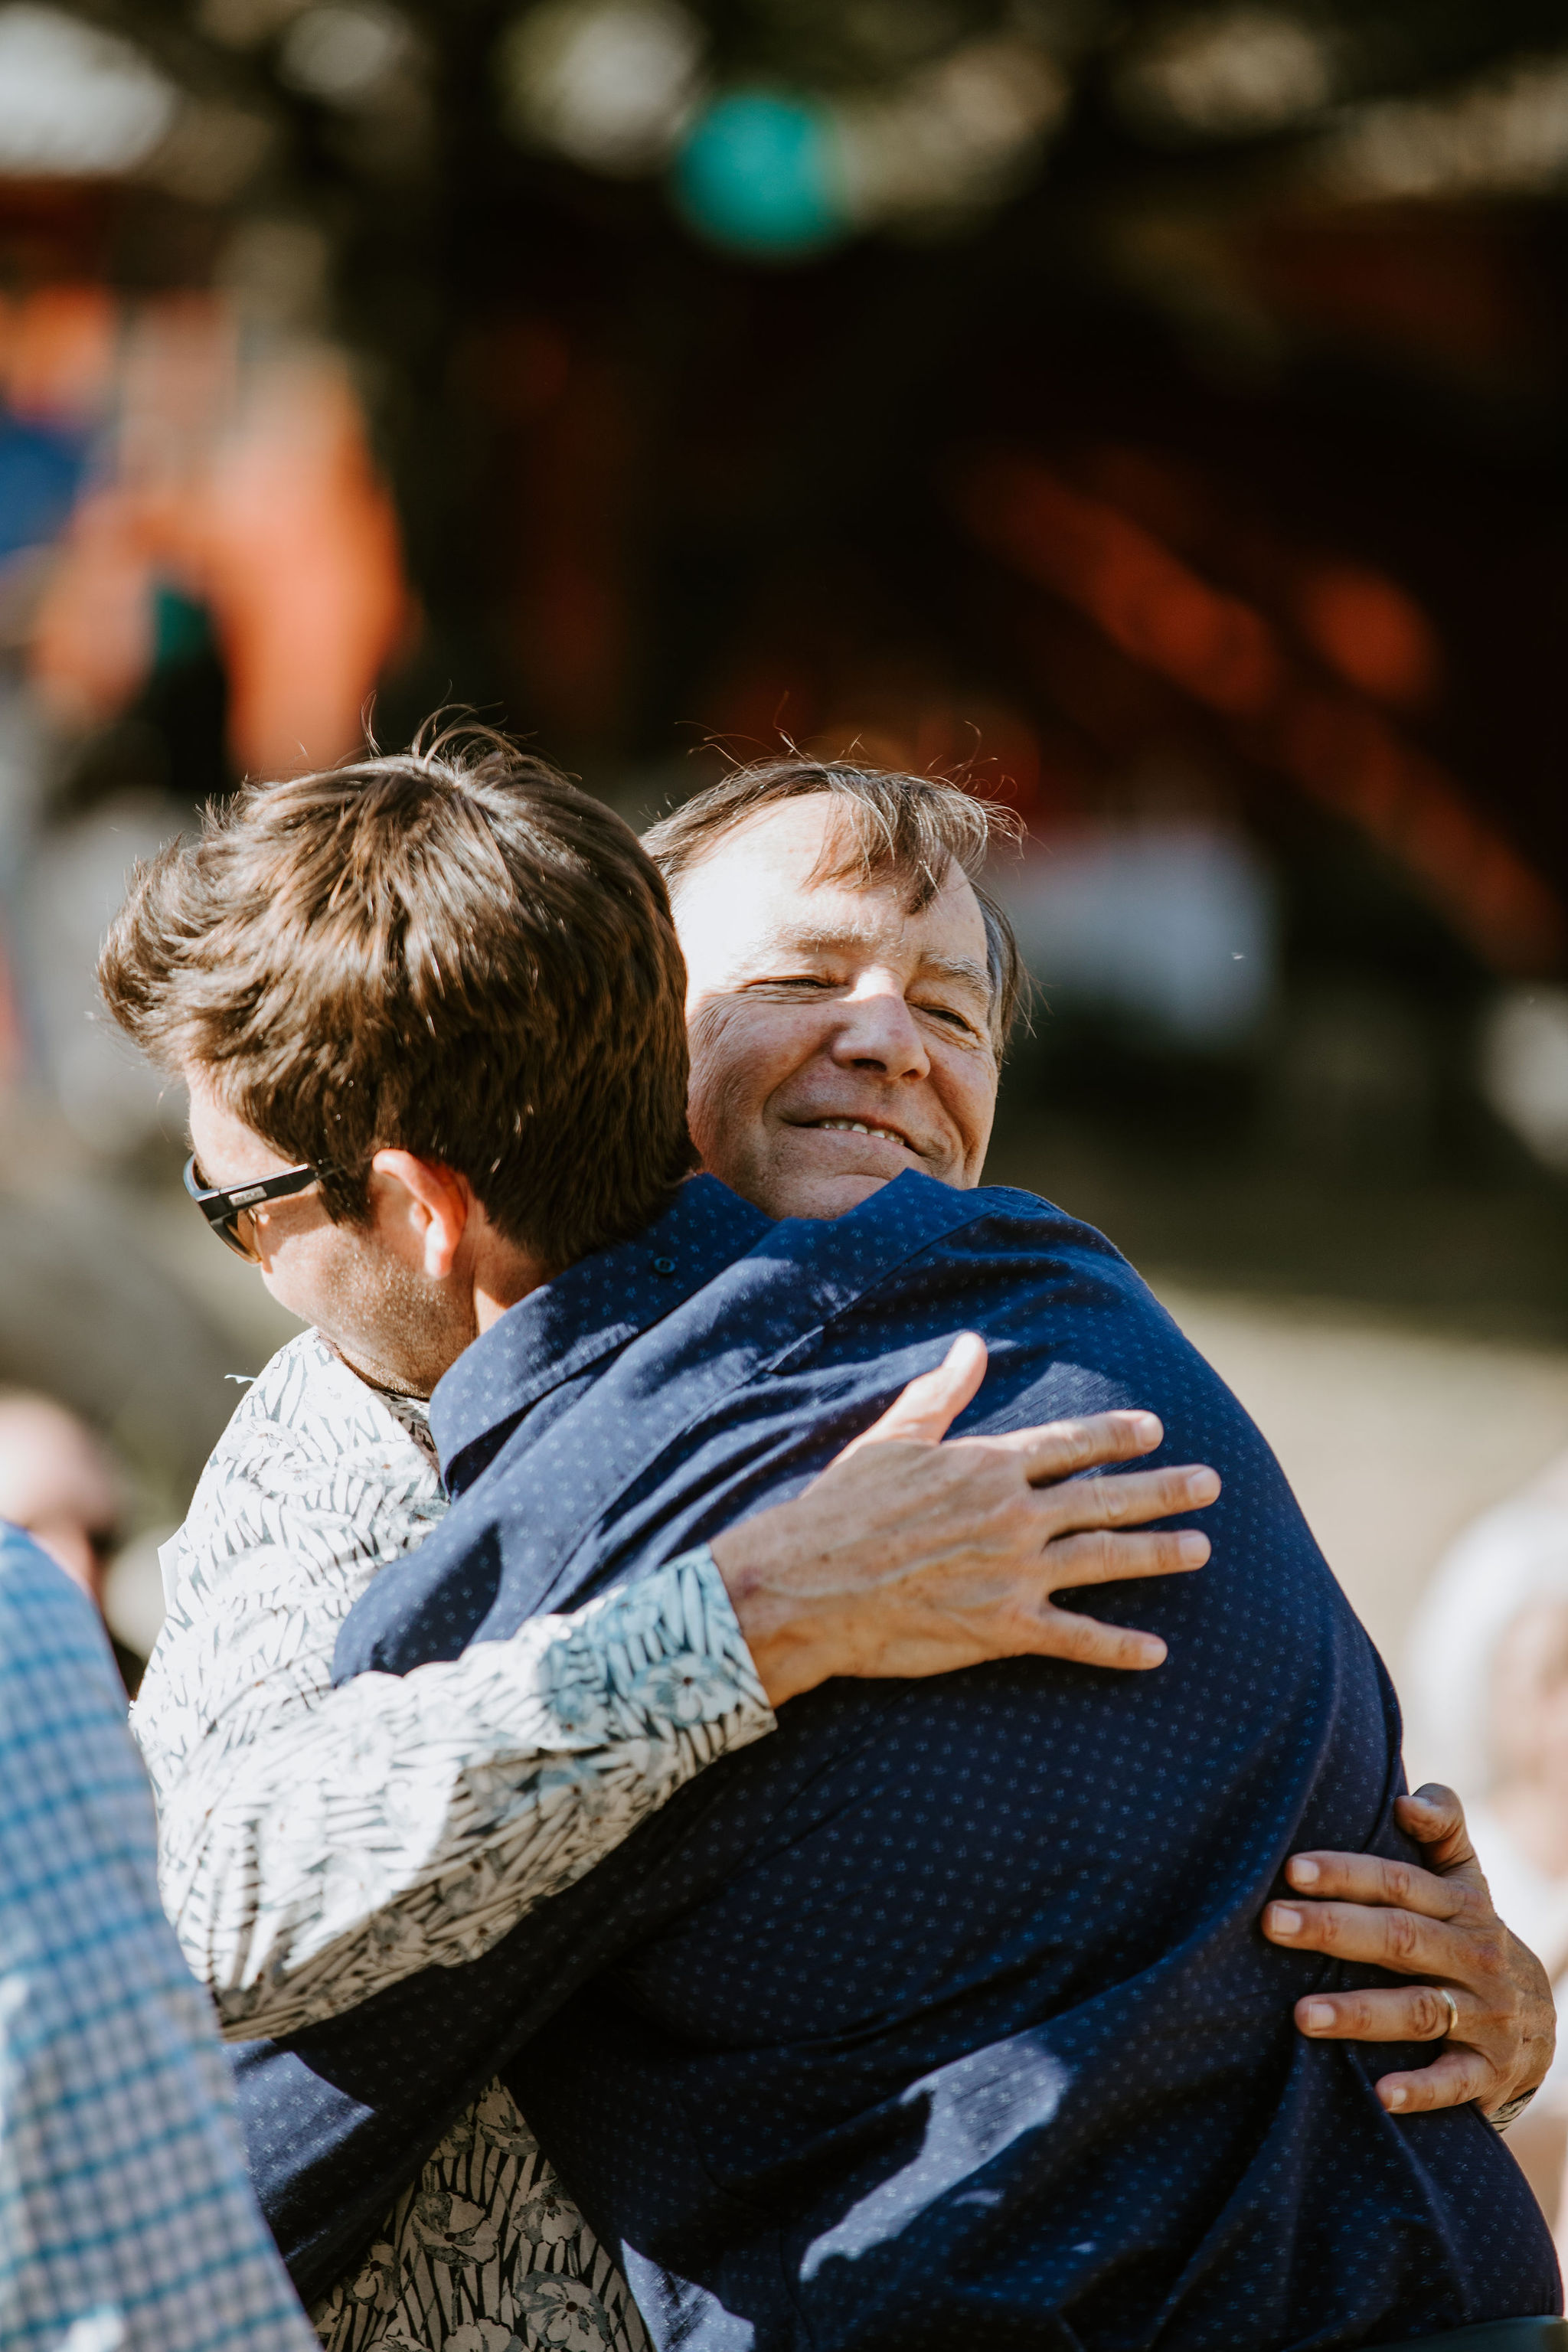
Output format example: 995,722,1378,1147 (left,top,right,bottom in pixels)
718,1348,1554,2128
1267,1784,1555,2122
711,1331,1217,1706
